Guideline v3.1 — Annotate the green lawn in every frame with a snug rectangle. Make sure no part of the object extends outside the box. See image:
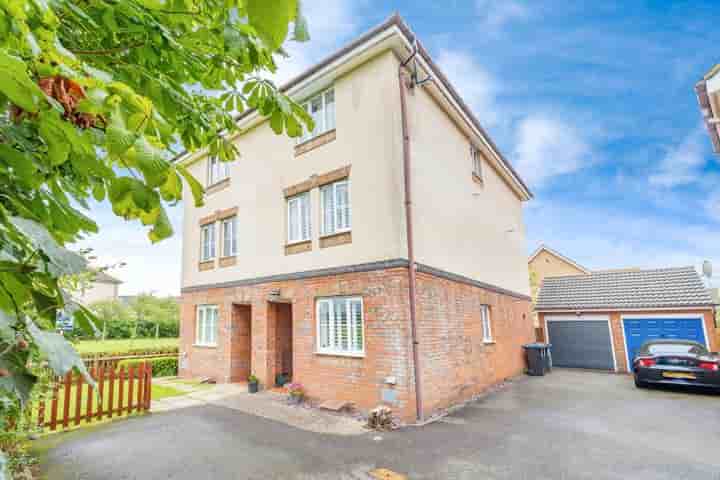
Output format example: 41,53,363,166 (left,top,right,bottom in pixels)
75,338,178,356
